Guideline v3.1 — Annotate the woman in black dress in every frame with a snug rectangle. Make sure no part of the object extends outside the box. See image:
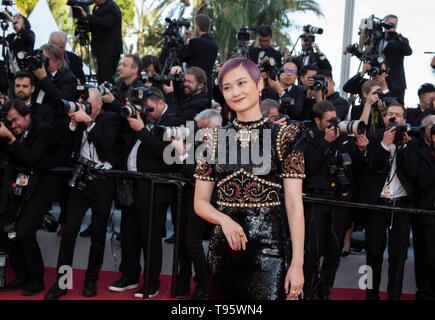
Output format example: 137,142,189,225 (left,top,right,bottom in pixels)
194,58,305,300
